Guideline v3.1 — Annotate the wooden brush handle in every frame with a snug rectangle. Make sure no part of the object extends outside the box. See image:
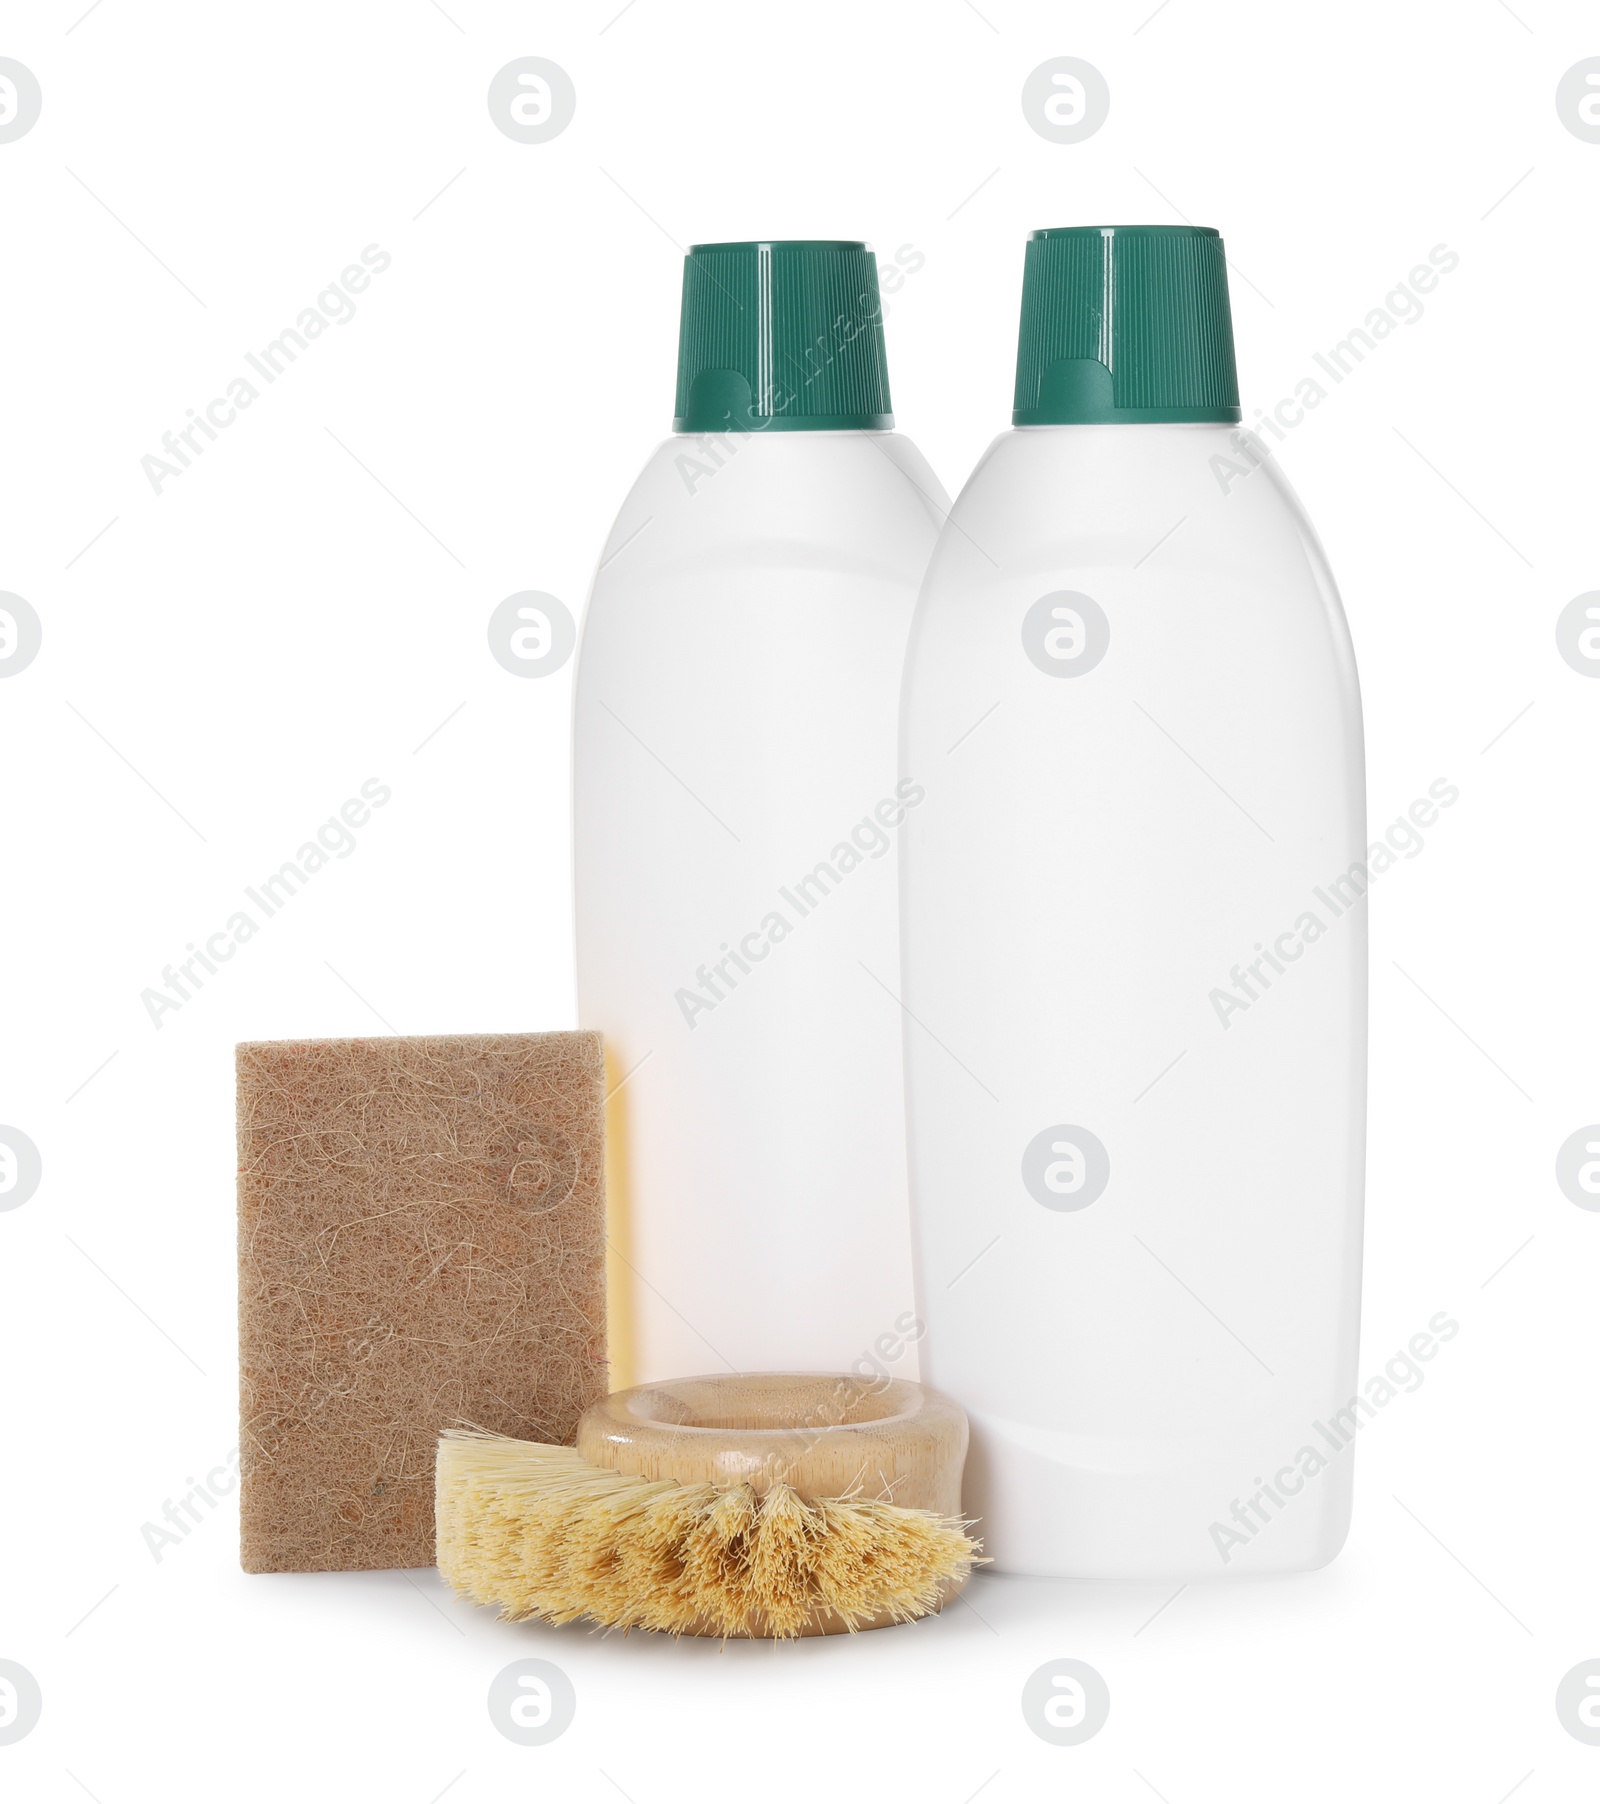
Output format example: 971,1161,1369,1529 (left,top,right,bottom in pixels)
576,1372,967,1518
